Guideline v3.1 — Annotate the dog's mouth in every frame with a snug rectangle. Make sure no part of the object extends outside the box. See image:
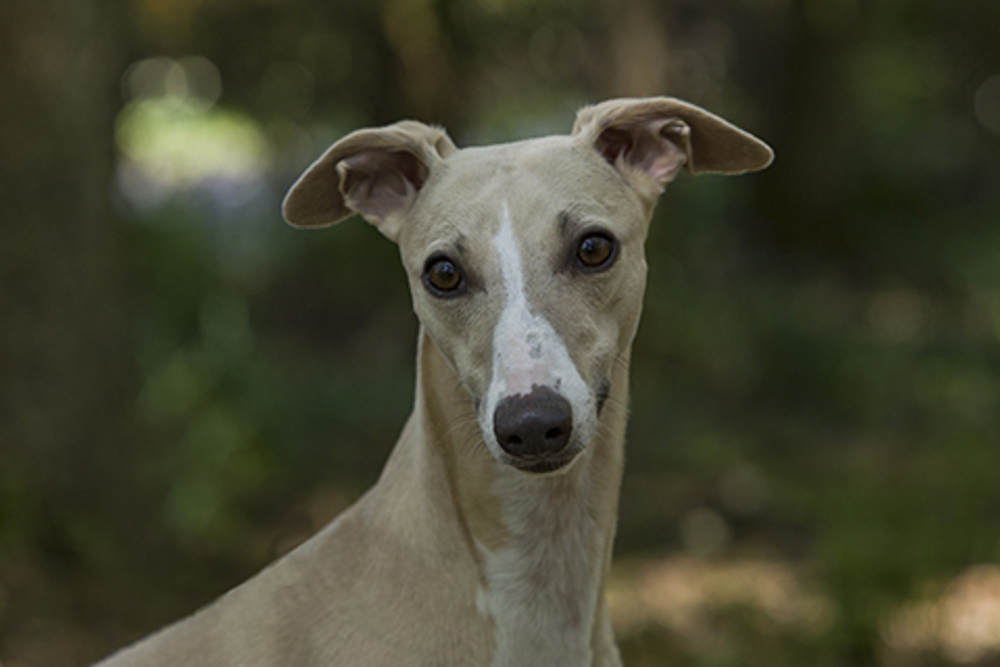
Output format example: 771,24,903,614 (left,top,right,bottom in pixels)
505,452,579,475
